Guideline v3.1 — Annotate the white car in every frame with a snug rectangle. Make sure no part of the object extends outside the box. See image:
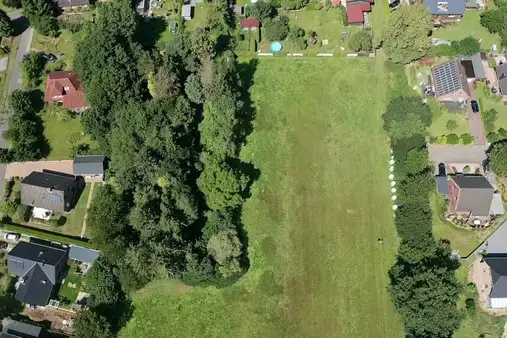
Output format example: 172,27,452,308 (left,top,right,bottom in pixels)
4,233,19,241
